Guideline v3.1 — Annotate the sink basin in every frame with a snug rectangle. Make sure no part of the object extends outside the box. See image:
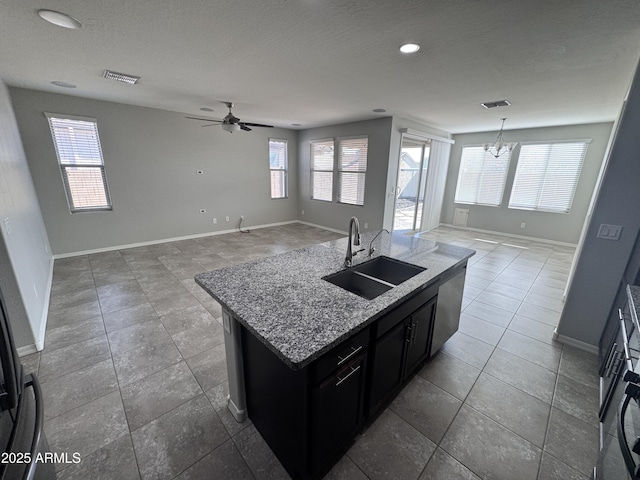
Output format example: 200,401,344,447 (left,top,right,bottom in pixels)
352,256,426,285
323,256,426,300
